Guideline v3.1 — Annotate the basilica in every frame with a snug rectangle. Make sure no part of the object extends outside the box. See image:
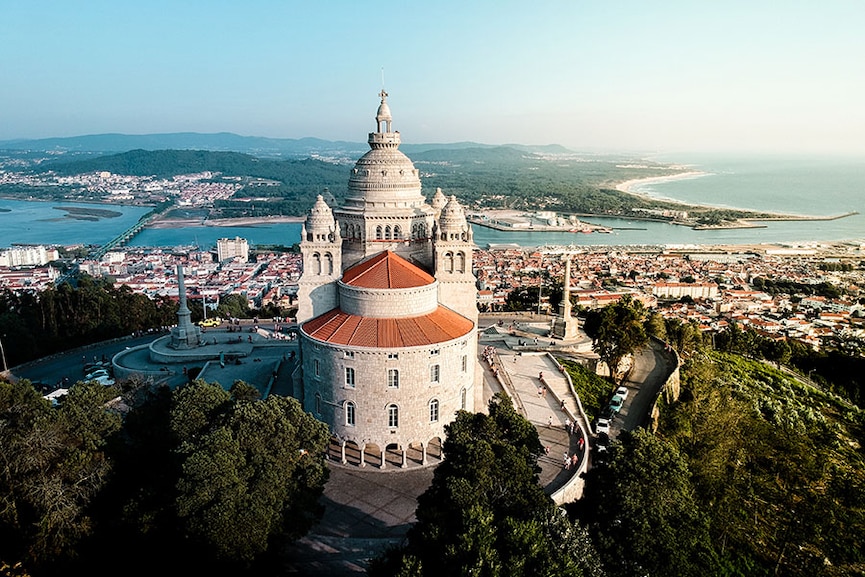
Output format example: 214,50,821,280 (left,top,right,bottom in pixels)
293,91,481,468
